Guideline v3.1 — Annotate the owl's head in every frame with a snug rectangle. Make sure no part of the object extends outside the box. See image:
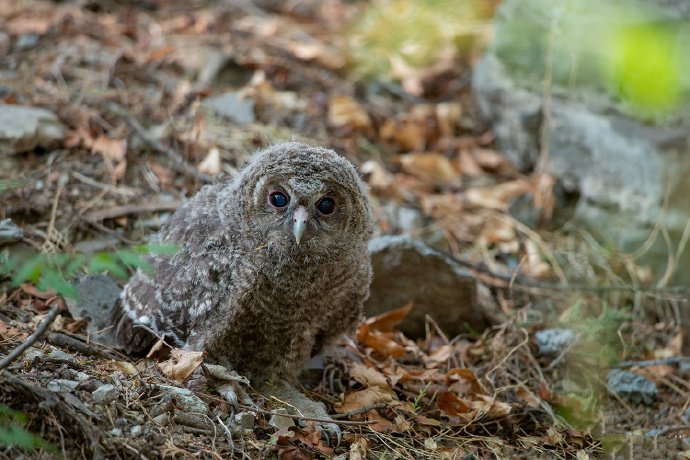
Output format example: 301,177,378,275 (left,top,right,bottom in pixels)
221,142,373,255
